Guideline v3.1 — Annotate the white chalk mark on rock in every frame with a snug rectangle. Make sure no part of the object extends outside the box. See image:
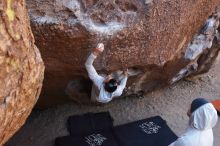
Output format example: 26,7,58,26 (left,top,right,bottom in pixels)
30,0,126,36
145,0,153,4
171,63,198,83
185,16,220,60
